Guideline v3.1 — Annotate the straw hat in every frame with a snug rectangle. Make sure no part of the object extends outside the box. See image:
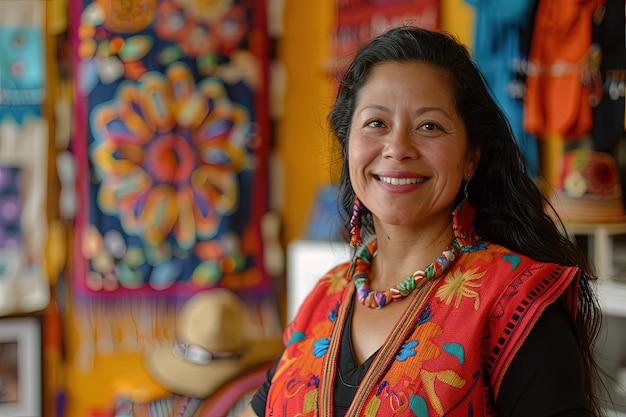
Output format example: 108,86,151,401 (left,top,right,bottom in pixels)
551,149,626,223
145,288,282,398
